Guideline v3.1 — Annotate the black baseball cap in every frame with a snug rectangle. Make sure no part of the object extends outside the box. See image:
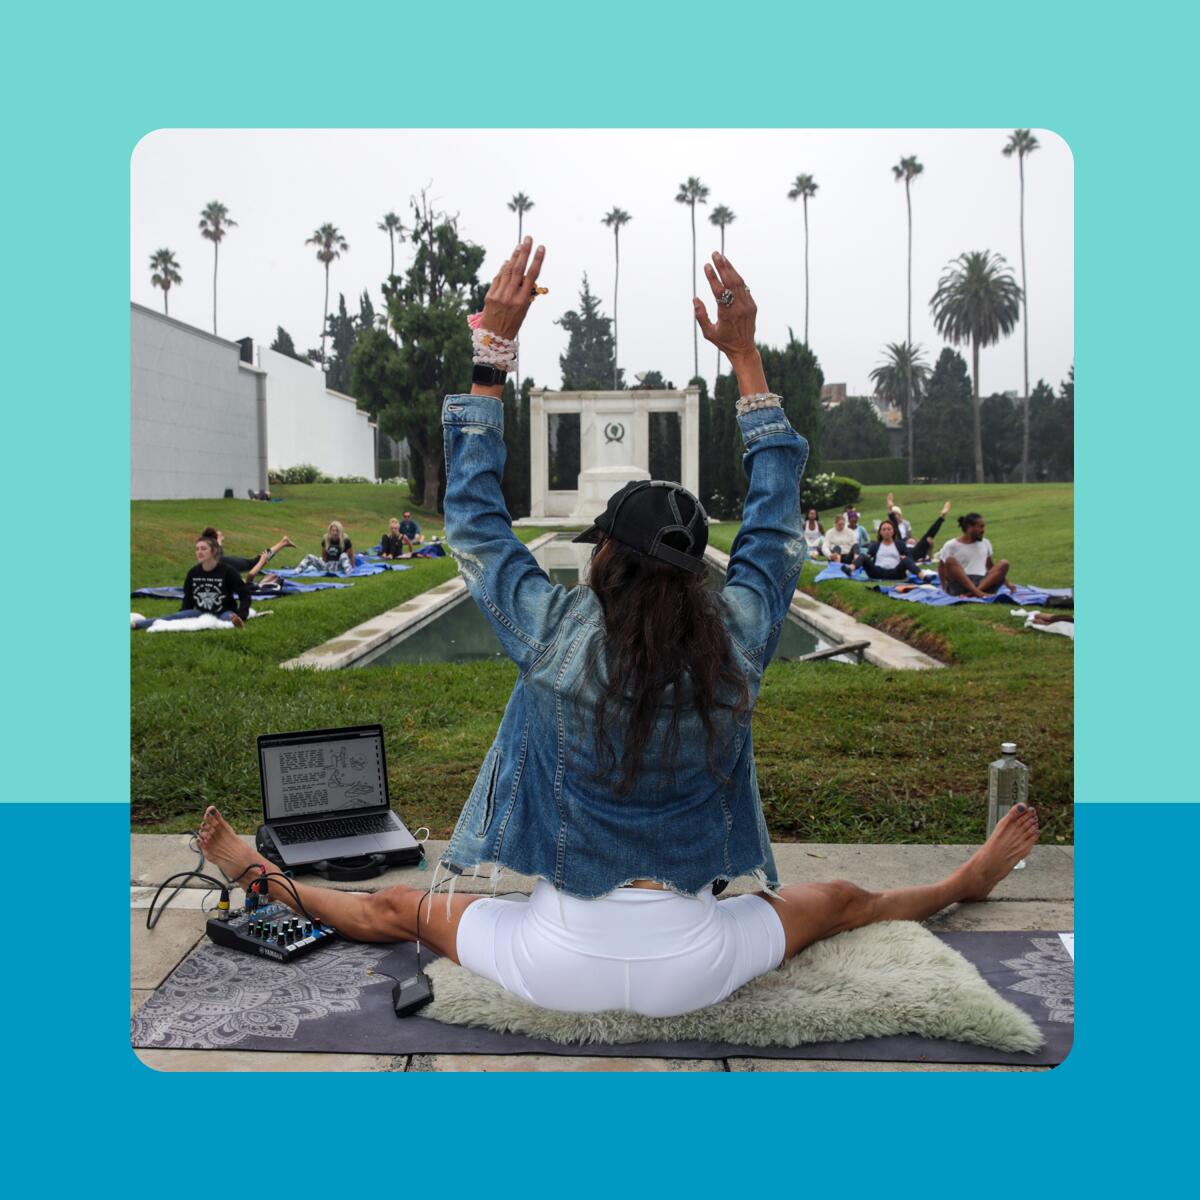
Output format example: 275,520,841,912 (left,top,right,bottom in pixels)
572,480,709,574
